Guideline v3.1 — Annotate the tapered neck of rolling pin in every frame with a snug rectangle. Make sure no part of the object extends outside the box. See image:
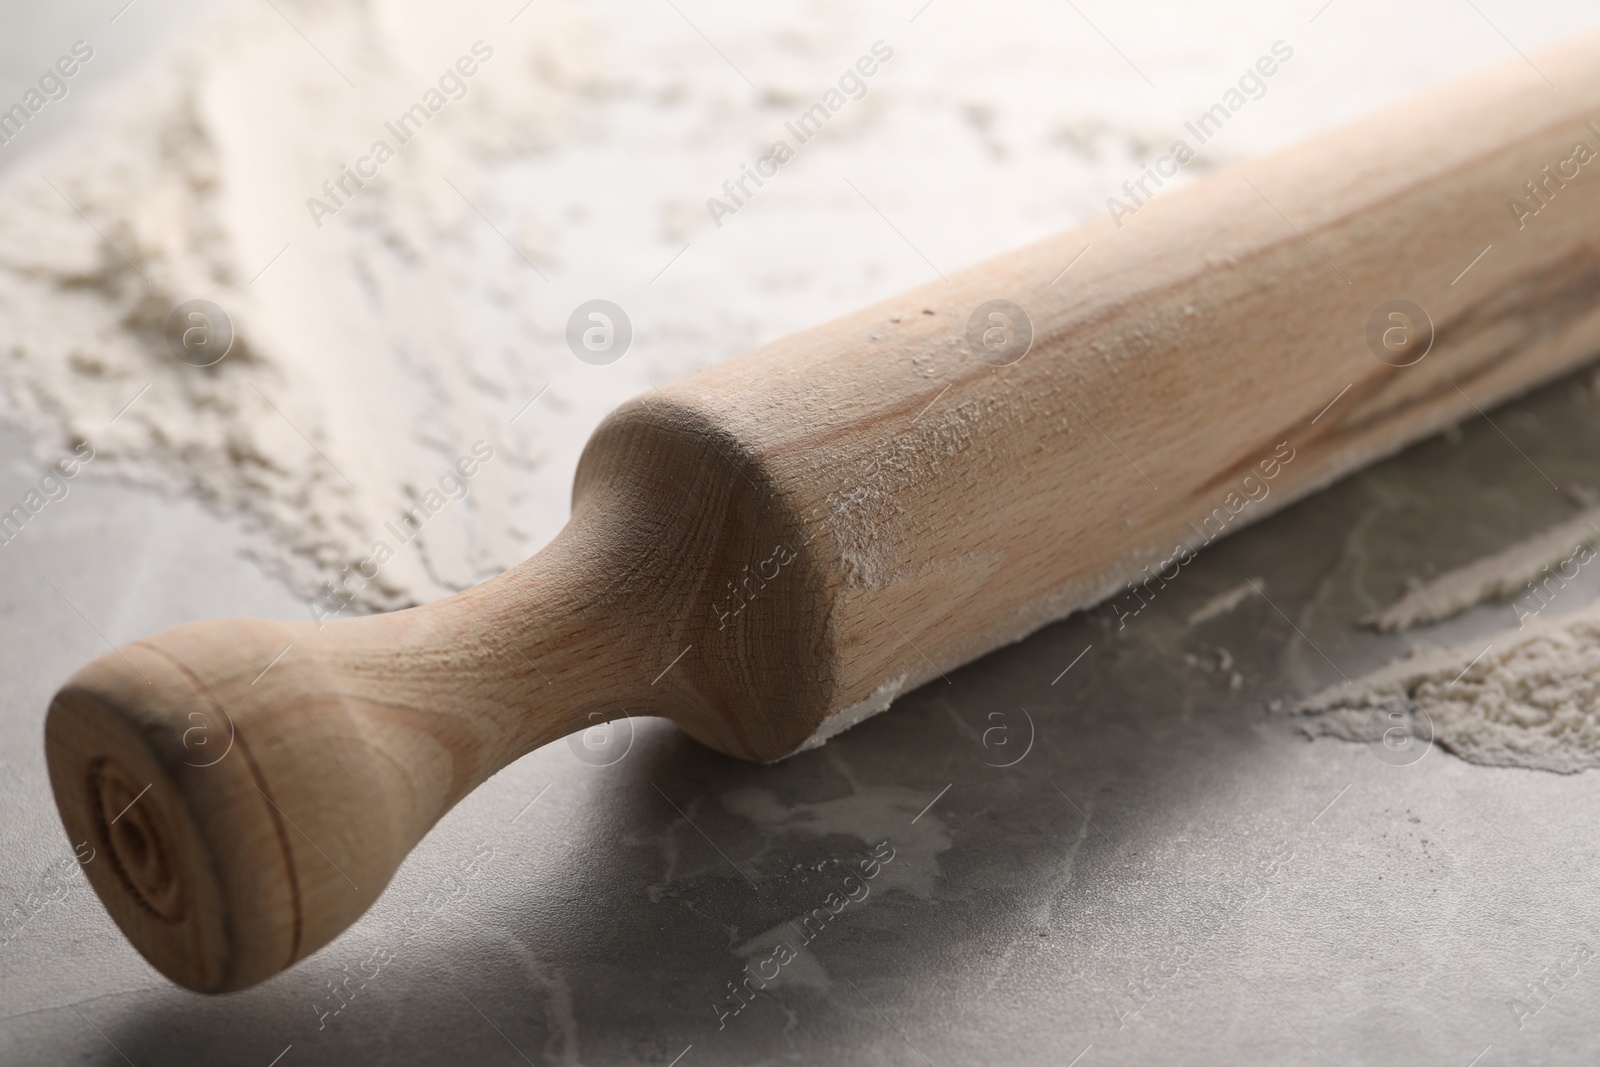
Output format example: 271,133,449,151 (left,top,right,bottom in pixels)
241,514,658,810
